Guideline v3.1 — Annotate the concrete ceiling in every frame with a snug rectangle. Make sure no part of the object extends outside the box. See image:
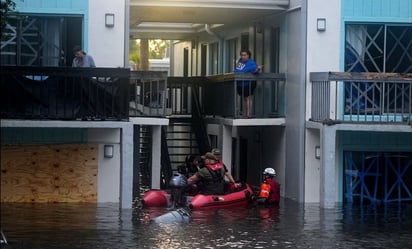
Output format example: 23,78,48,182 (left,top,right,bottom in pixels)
129,0,289,40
